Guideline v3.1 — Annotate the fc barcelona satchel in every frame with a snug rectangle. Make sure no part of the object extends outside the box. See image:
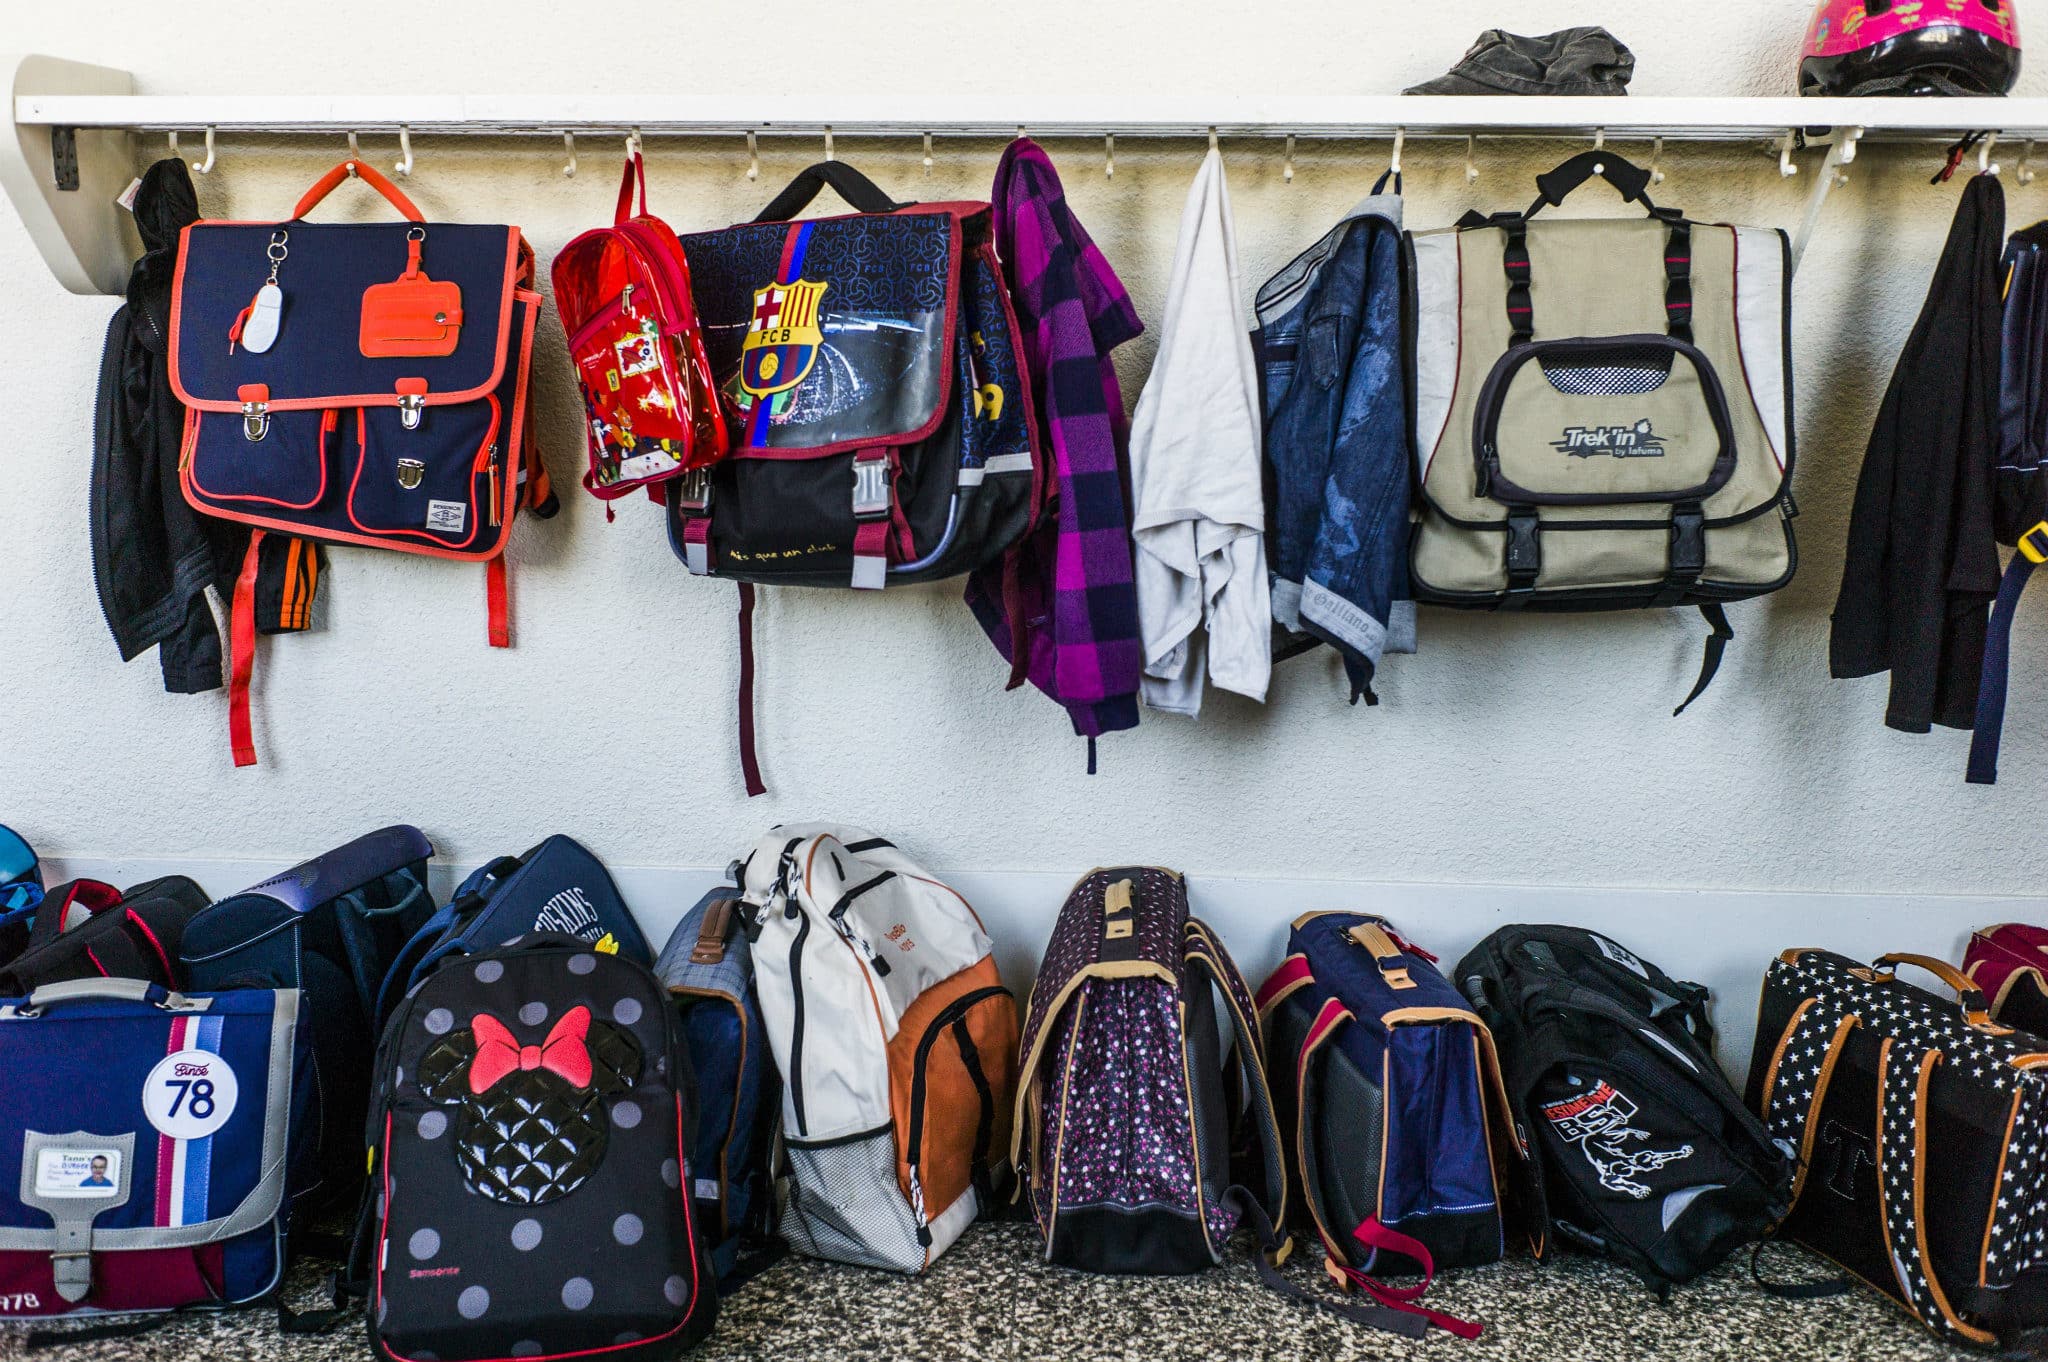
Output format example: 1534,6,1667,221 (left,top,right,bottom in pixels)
1749,949,2048,1348
667,160,1044,794
0,979,309,1325
169,158,557,767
